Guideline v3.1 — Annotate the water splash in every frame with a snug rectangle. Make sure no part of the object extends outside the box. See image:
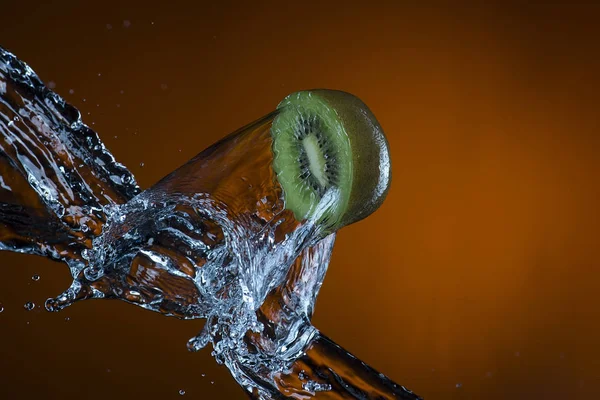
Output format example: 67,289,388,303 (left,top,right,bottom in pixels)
0,45,421,399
